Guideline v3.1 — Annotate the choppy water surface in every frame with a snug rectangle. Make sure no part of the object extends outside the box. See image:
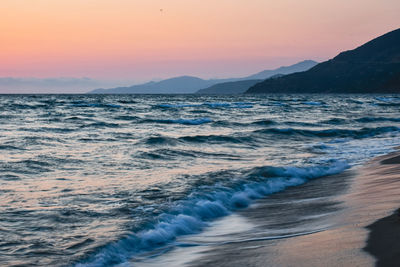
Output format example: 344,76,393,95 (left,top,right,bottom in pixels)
1,94,400,266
